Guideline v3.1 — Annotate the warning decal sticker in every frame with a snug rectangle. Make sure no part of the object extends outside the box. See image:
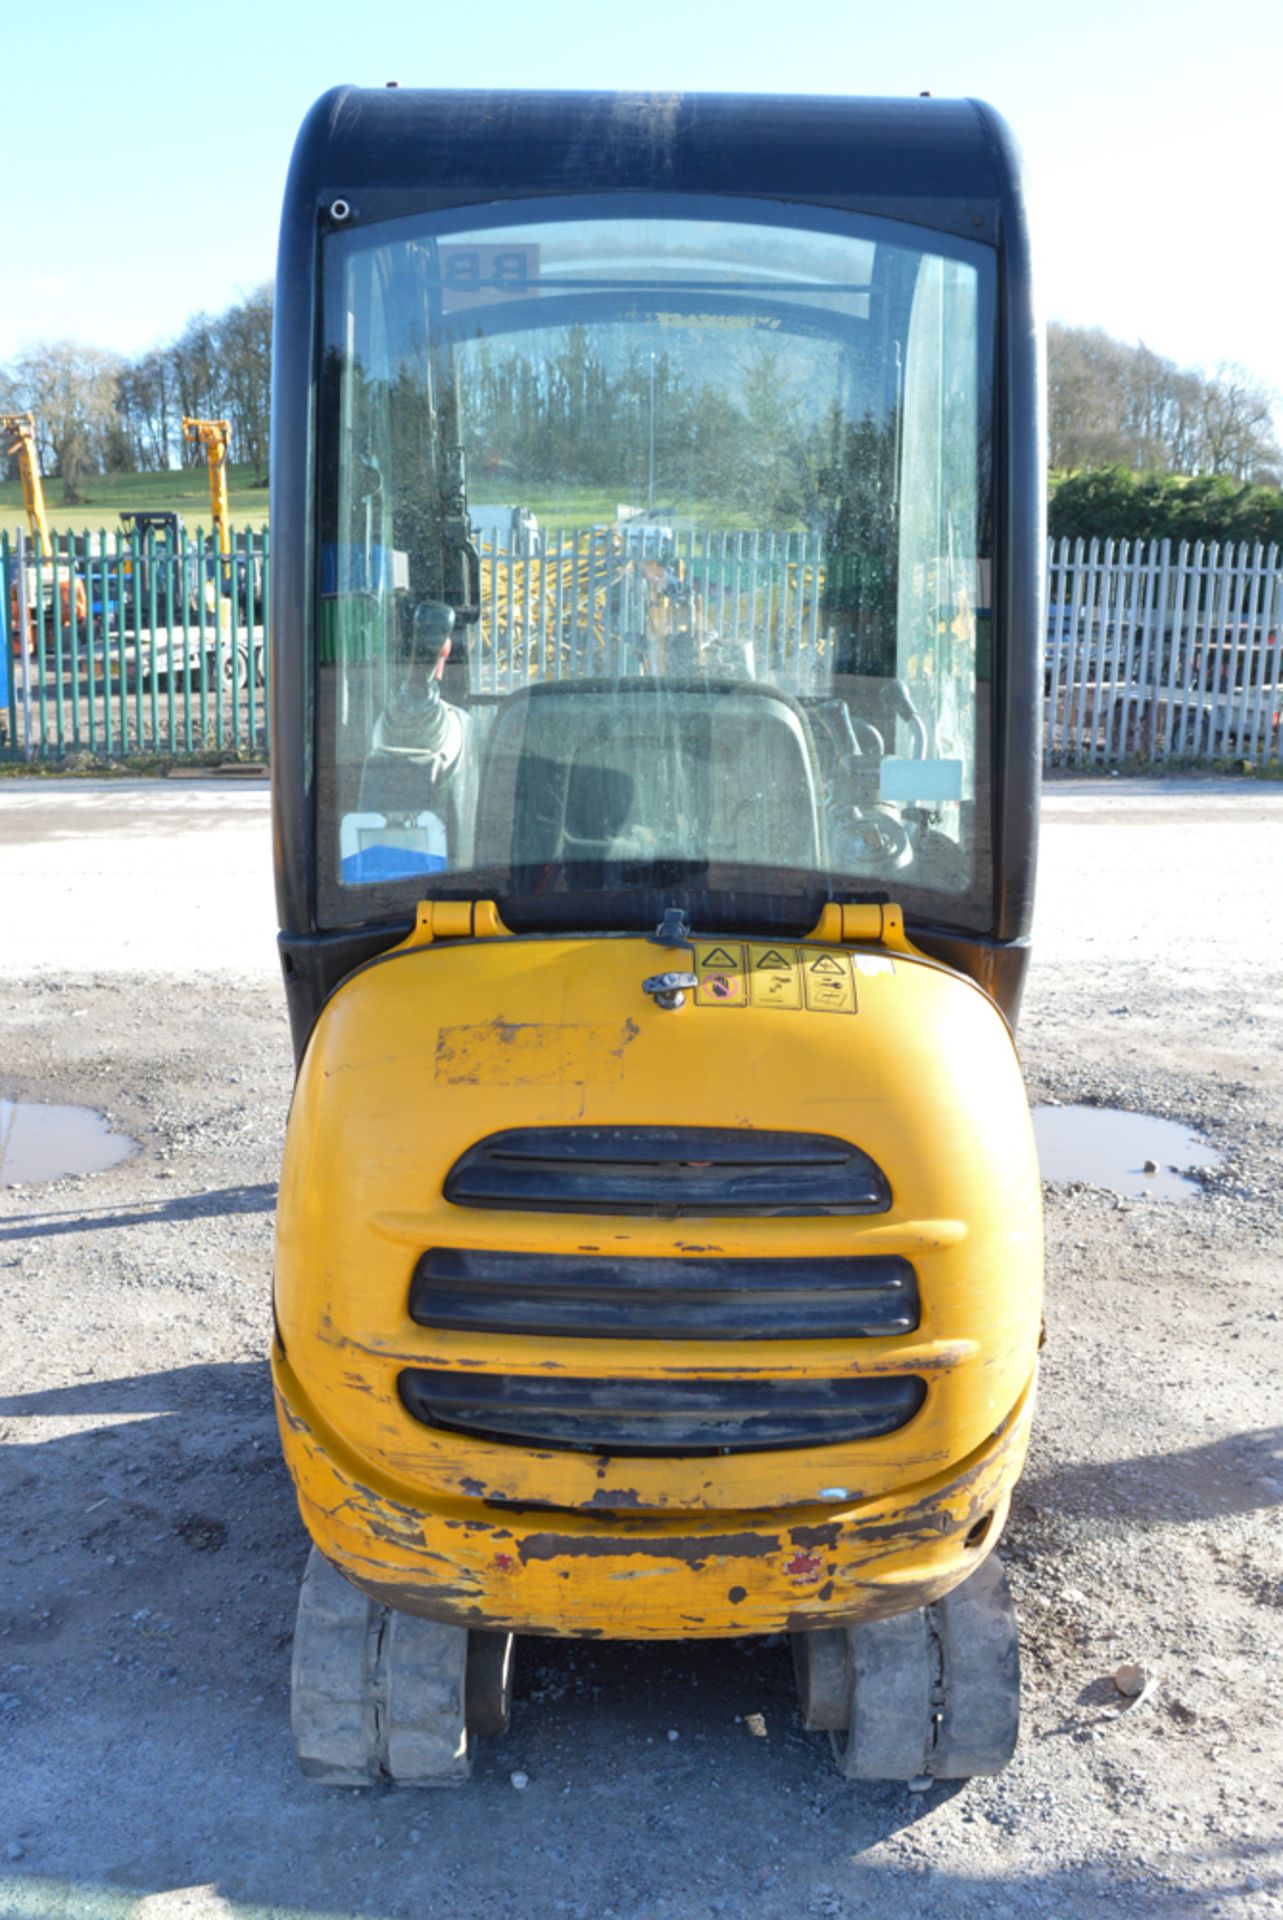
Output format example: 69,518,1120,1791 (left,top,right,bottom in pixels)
692,944,865,1014
803,950,857,1015
694,942,746,1007
747,945,802,1009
